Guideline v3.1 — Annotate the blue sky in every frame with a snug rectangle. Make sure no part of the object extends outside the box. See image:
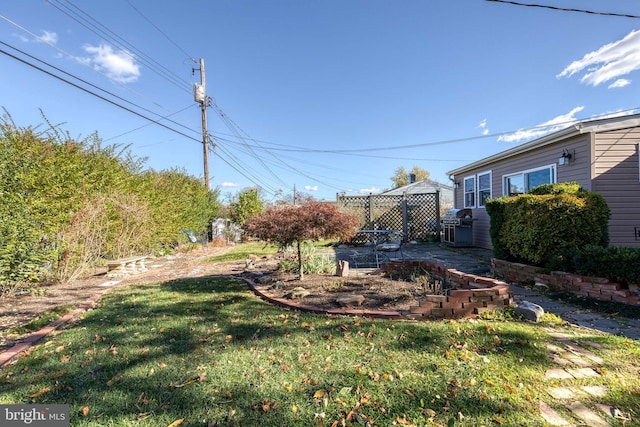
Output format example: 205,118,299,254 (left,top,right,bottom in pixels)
2,1,640,202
